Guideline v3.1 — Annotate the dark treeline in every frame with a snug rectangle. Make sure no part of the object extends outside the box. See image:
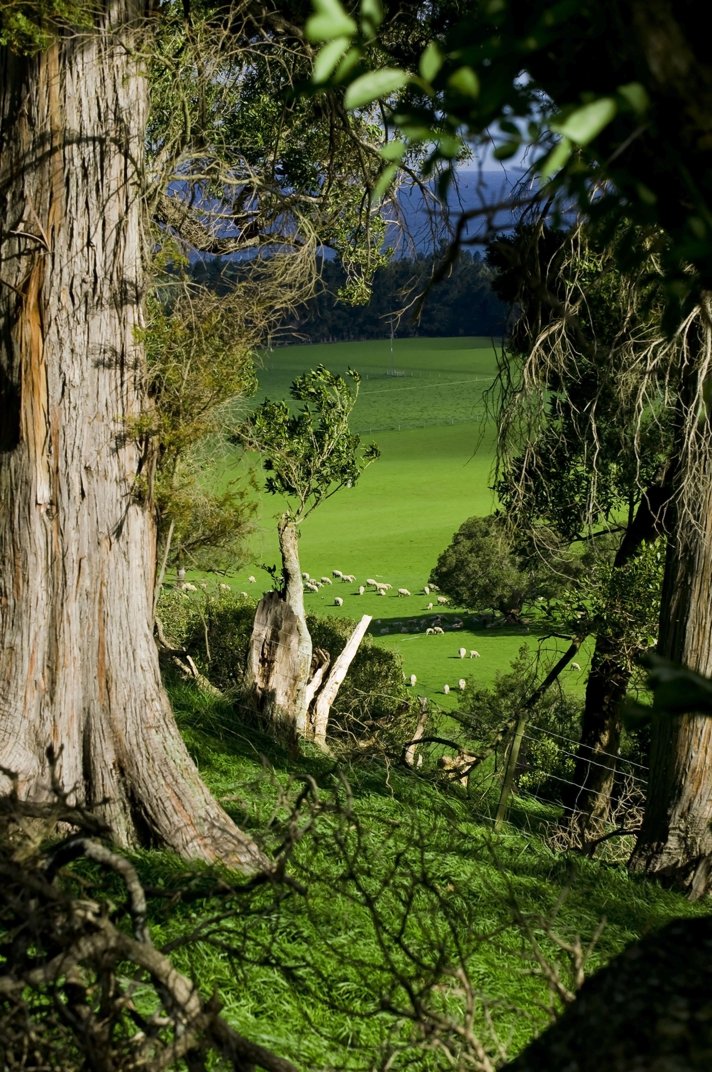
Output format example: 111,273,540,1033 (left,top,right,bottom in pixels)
190,248,508,343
